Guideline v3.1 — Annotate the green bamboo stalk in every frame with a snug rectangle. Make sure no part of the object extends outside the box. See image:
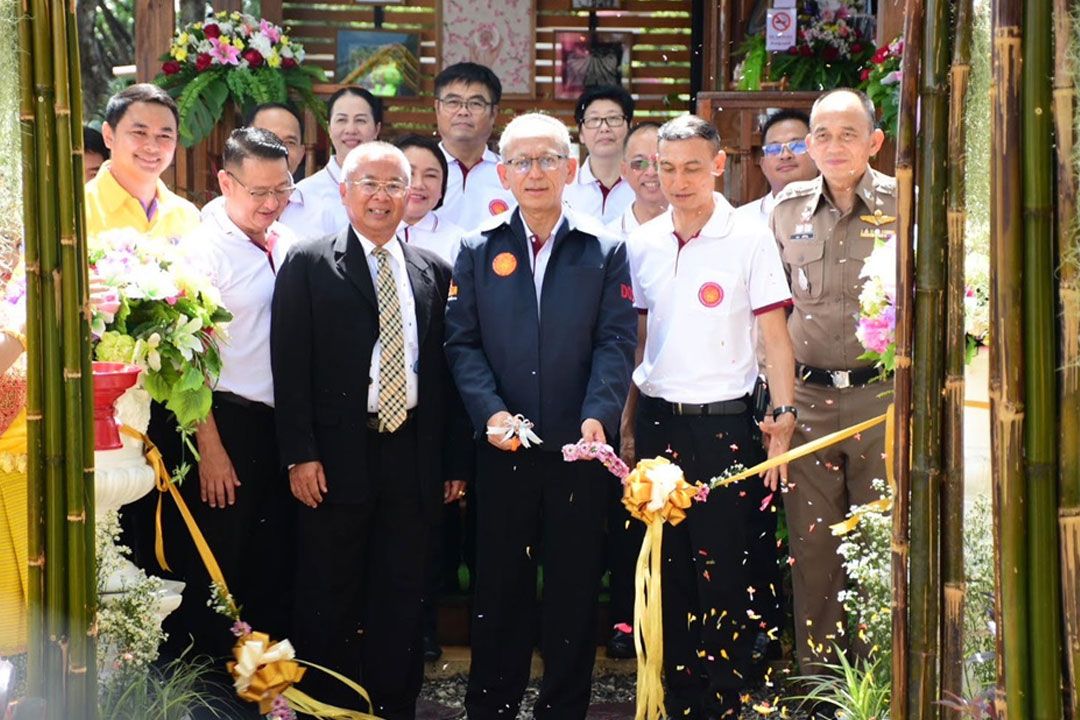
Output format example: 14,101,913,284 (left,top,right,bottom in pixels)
990,2,1029,716
1022,0,1065,712
908,0,950,711
892,1,923,716
16,0,44,701
942,0,973,712
1053,1,1080,715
